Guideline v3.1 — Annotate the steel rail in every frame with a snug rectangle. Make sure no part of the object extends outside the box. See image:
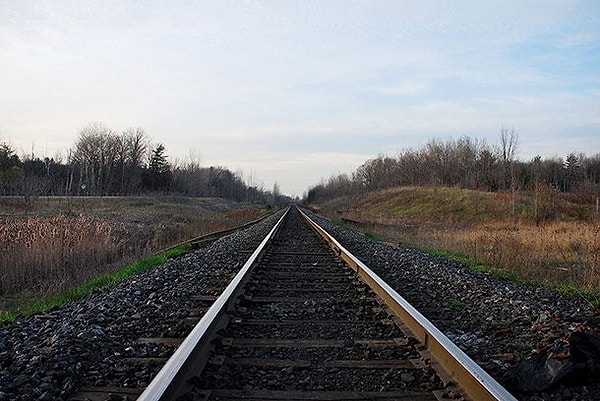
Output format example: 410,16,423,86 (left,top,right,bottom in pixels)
298,207,518,401
136,207,291,401
159,208,277,254
188,209,278,248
